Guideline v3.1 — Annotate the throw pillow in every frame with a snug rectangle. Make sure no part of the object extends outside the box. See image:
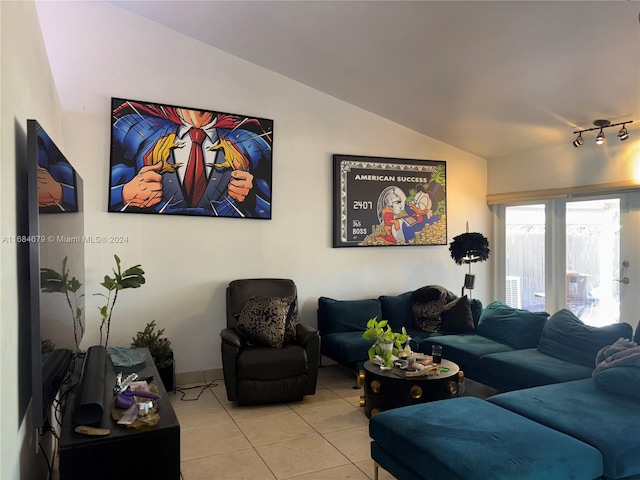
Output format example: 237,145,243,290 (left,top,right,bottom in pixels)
476,301,548,349
594,366,640,401
440,296,475,333
537,309,633,367
413,298,448,333
236,296,294,348
282,297,298,342
469,298,483,327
